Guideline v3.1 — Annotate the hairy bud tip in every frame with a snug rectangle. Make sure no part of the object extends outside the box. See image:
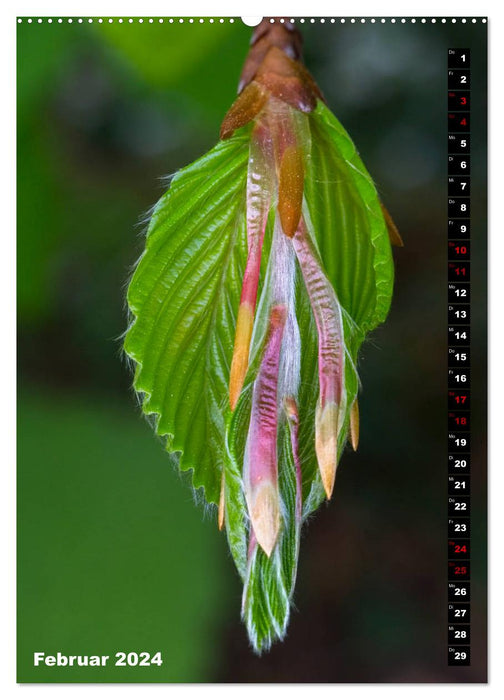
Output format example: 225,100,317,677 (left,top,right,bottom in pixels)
315,401,339,499
249,481,280,557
